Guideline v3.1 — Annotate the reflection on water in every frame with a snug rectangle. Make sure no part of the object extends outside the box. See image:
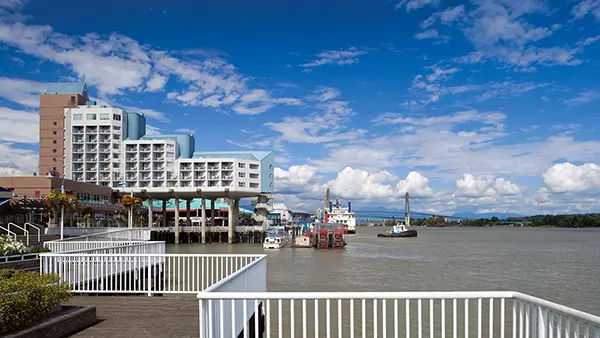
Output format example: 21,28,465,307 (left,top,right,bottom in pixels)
168,226,600,315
